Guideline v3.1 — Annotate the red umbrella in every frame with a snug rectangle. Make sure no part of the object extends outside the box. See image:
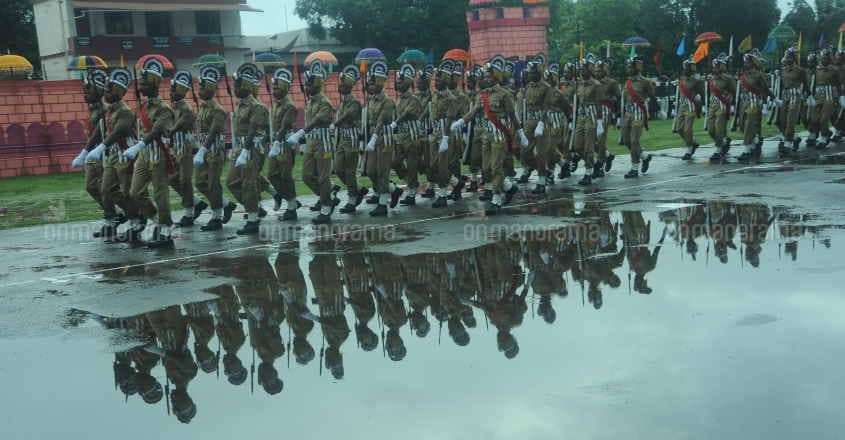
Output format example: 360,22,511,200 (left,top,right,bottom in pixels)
442,49,470,63
695,32,723,44
134,54,175,74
